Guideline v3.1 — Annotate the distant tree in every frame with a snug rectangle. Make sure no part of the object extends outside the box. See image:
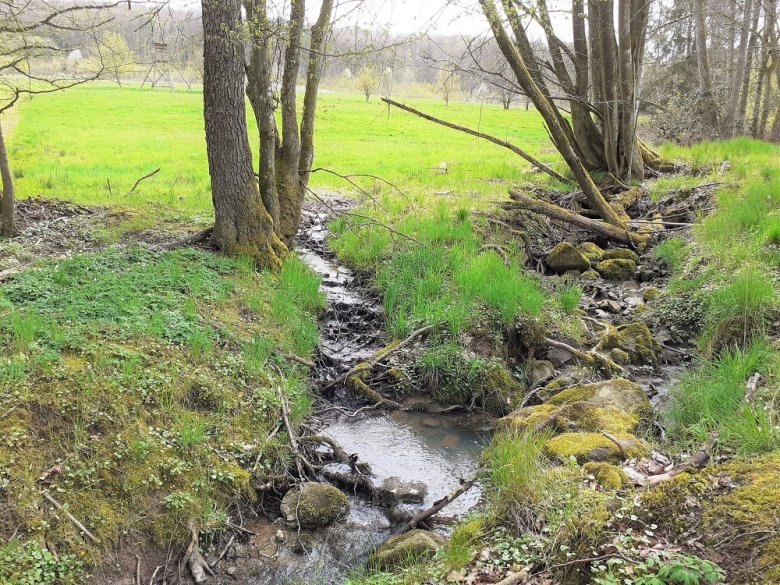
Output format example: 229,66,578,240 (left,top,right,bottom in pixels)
356,64,380,101
0,0,122,237
435,67,461,106
88,31,139,86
